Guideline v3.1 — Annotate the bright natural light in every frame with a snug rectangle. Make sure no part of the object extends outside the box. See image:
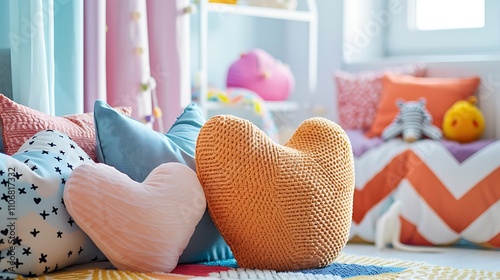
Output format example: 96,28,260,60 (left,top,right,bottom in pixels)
412,0,485,31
